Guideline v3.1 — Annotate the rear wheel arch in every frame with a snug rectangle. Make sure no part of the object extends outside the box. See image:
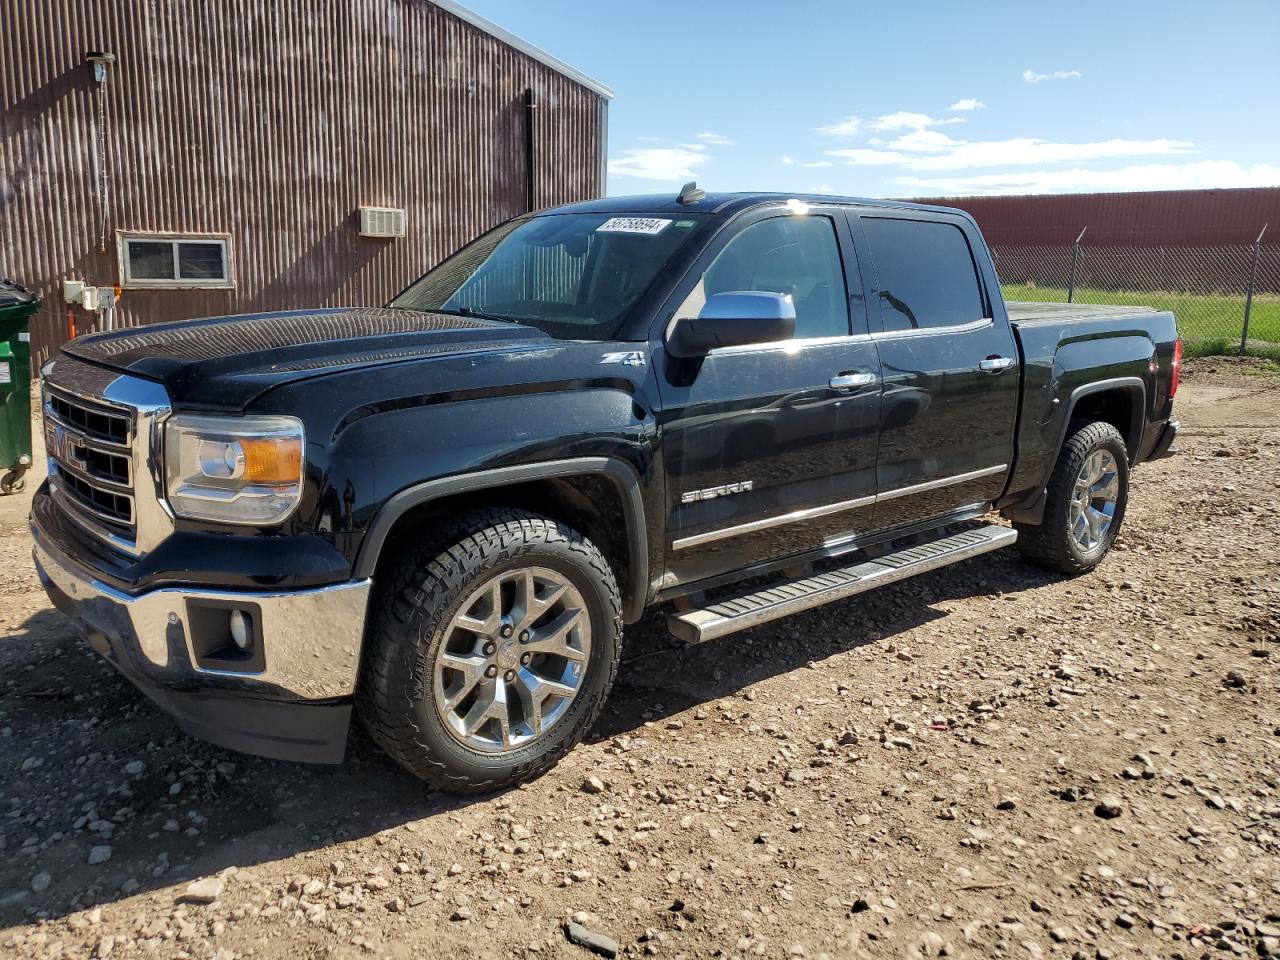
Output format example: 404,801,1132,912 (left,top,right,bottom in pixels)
354,458,649,622
1062,378,1146,462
